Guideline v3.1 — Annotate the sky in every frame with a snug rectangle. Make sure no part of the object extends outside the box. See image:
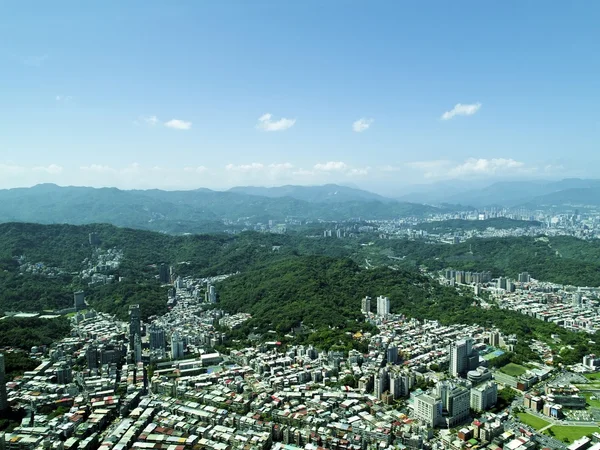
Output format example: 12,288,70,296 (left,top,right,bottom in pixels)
1,1,599,195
